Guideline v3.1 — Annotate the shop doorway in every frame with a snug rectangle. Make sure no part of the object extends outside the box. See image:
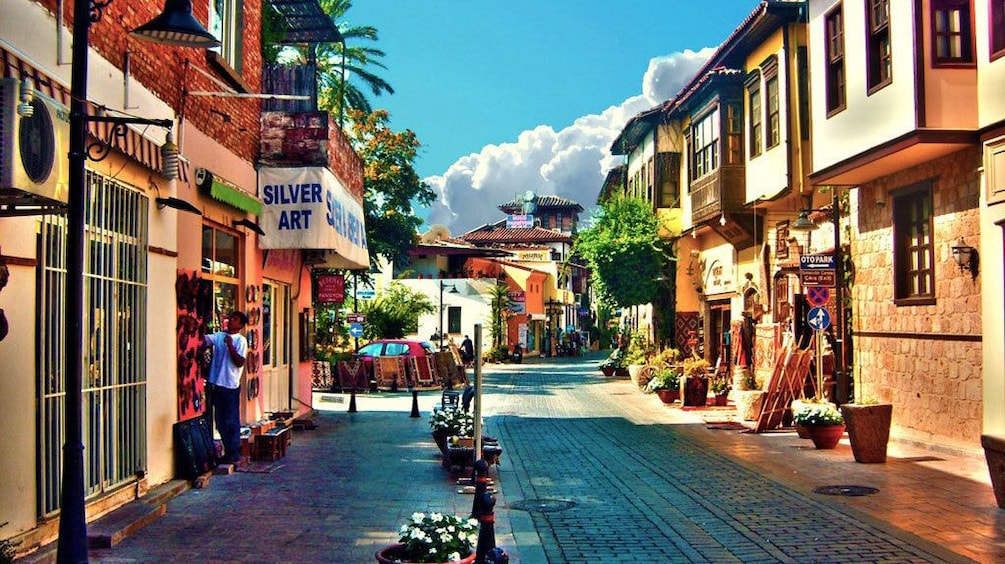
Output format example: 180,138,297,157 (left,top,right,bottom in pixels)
260,281,292,414
707,299,731,368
